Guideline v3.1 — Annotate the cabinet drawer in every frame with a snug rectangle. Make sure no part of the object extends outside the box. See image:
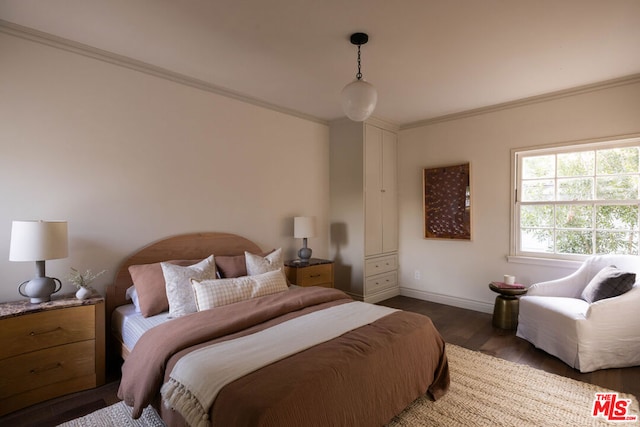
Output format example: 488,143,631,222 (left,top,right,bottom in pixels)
296,264,333,287
0,305,95,360
0,340,95,400
365,254,398,277
365,271,398,294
